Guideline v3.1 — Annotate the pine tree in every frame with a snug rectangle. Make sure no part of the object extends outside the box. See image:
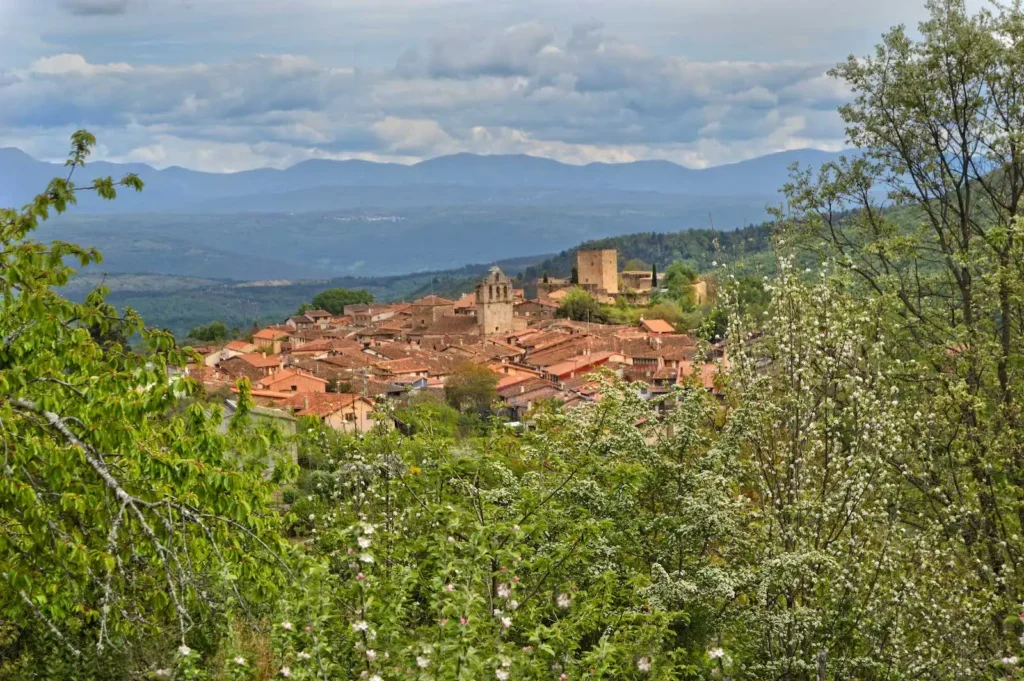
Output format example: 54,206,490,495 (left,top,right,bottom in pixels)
651,263,658,288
